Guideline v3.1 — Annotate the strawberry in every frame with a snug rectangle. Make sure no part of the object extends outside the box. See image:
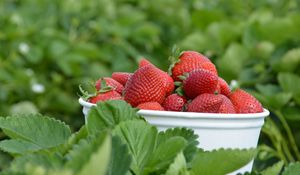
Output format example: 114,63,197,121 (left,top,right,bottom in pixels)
217,77,231,97
139,58,152,68
95,77,124,94
89,90,122,104
112,72,133,86
170,51,217,81
218,95,236,113
124,64,166,107
183,69,219,99
165,74,175,96
229,89,263,113
137,102,164,111
163,94,187,111
139,58,174,95
187,93,223,113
